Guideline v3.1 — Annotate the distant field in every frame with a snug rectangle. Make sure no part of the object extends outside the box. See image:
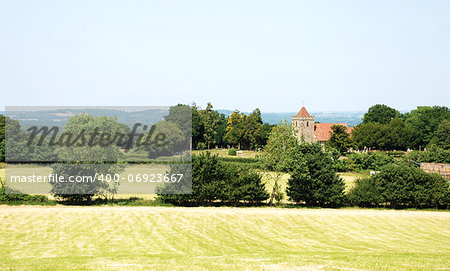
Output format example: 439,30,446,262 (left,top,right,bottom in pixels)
1,165,363,203
337,172,369,192
0,206,448,270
